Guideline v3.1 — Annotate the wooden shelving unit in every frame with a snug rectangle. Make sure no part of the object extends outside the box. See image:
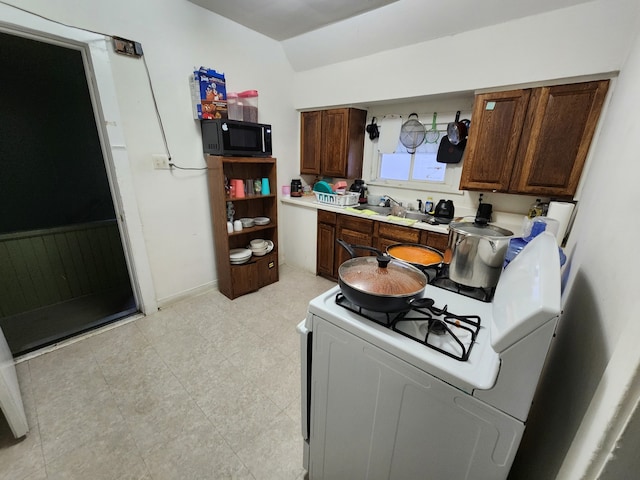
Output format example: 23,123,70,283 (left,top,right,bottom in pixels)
206,155,278,299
